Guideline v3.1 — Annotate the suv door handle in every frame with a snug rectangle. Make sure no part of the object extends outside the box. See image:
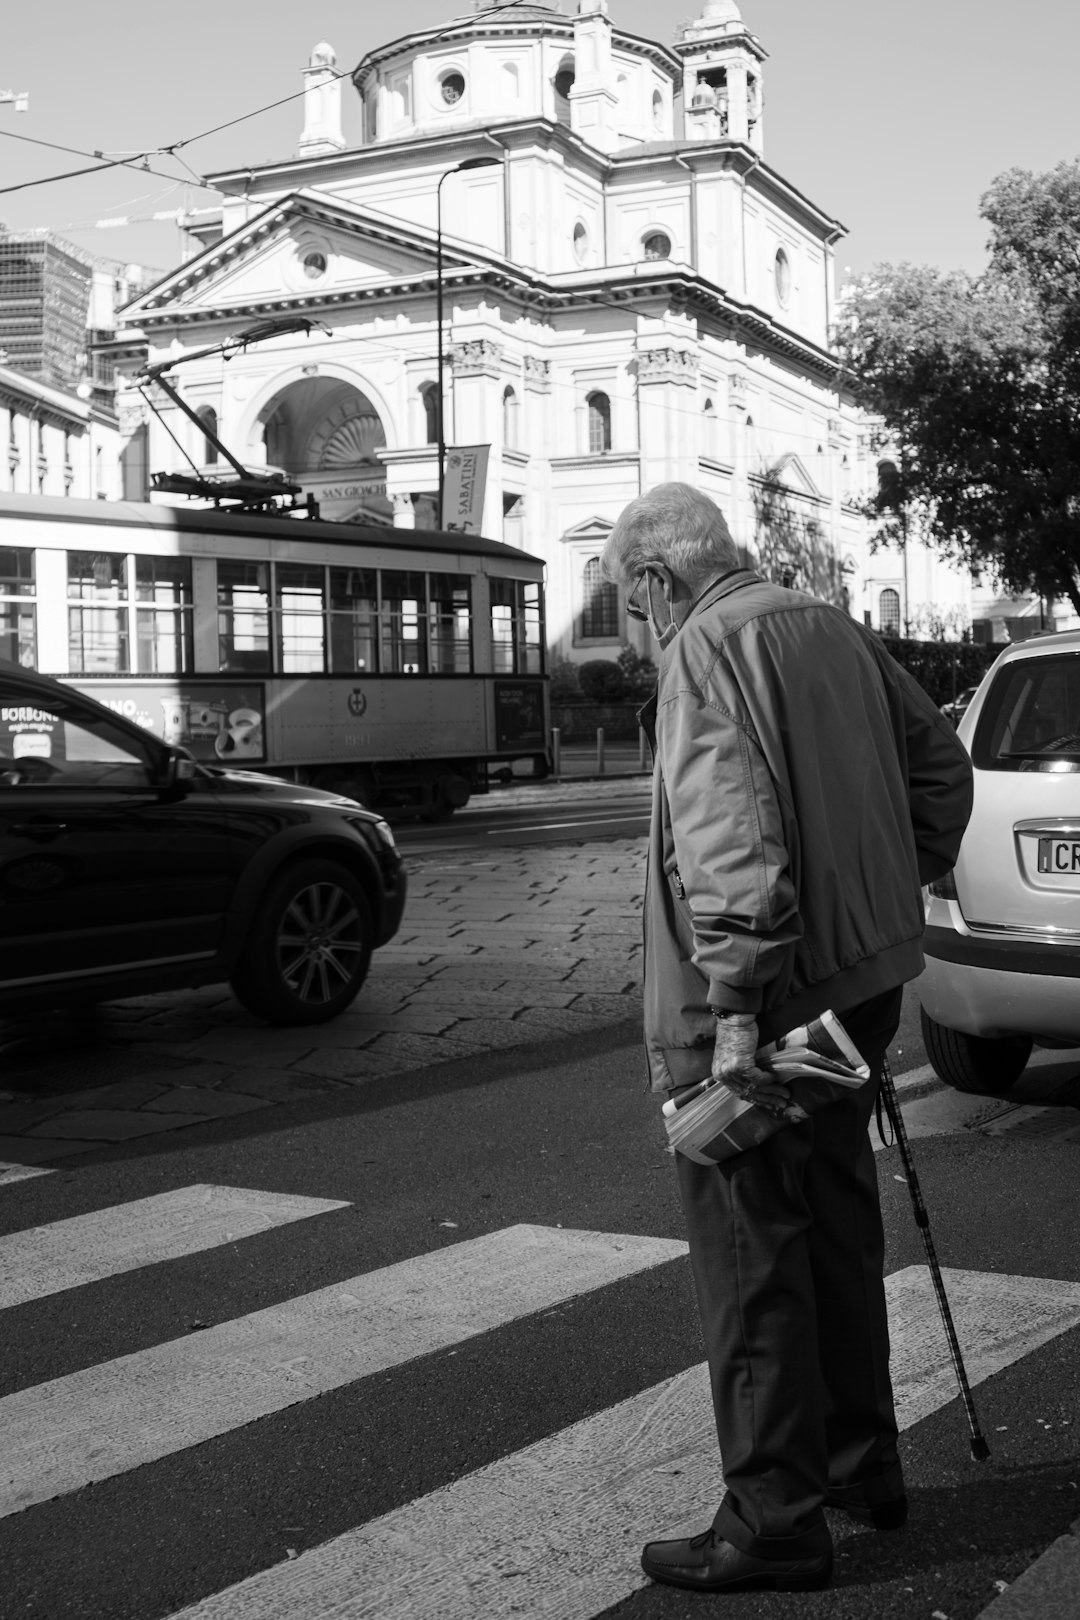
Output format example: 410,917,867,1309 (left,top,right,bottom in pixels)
9,821,68,840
